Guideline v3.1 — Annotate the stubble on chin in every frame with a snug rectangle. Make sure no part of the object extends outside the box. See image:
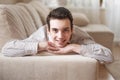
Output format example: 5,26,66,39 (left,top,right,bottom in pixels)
56,43,69,48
